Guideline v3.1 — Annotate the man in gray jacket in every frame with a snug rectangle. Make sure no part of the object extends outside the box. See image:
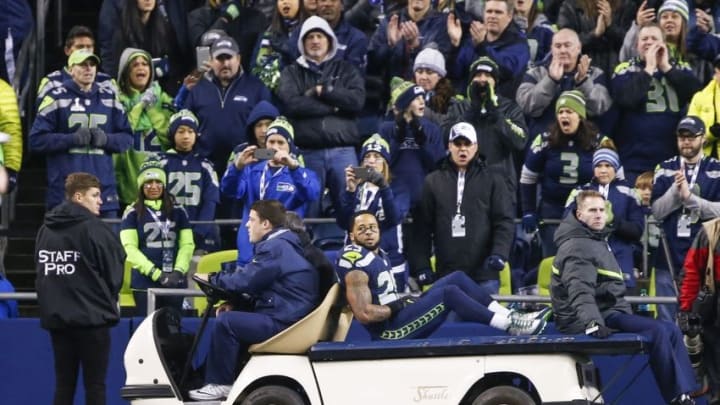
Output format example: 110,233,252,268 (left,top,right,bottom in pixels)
551,189,698,405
